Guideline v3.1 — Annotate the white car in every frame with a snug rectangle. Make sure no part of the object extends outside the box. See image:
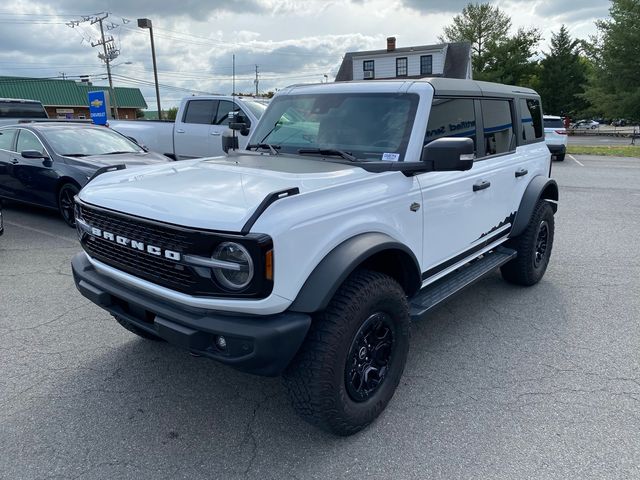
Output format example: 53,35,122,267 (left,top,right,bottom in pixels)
543,115,568,161
71,78,557,436
572,119,599,130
